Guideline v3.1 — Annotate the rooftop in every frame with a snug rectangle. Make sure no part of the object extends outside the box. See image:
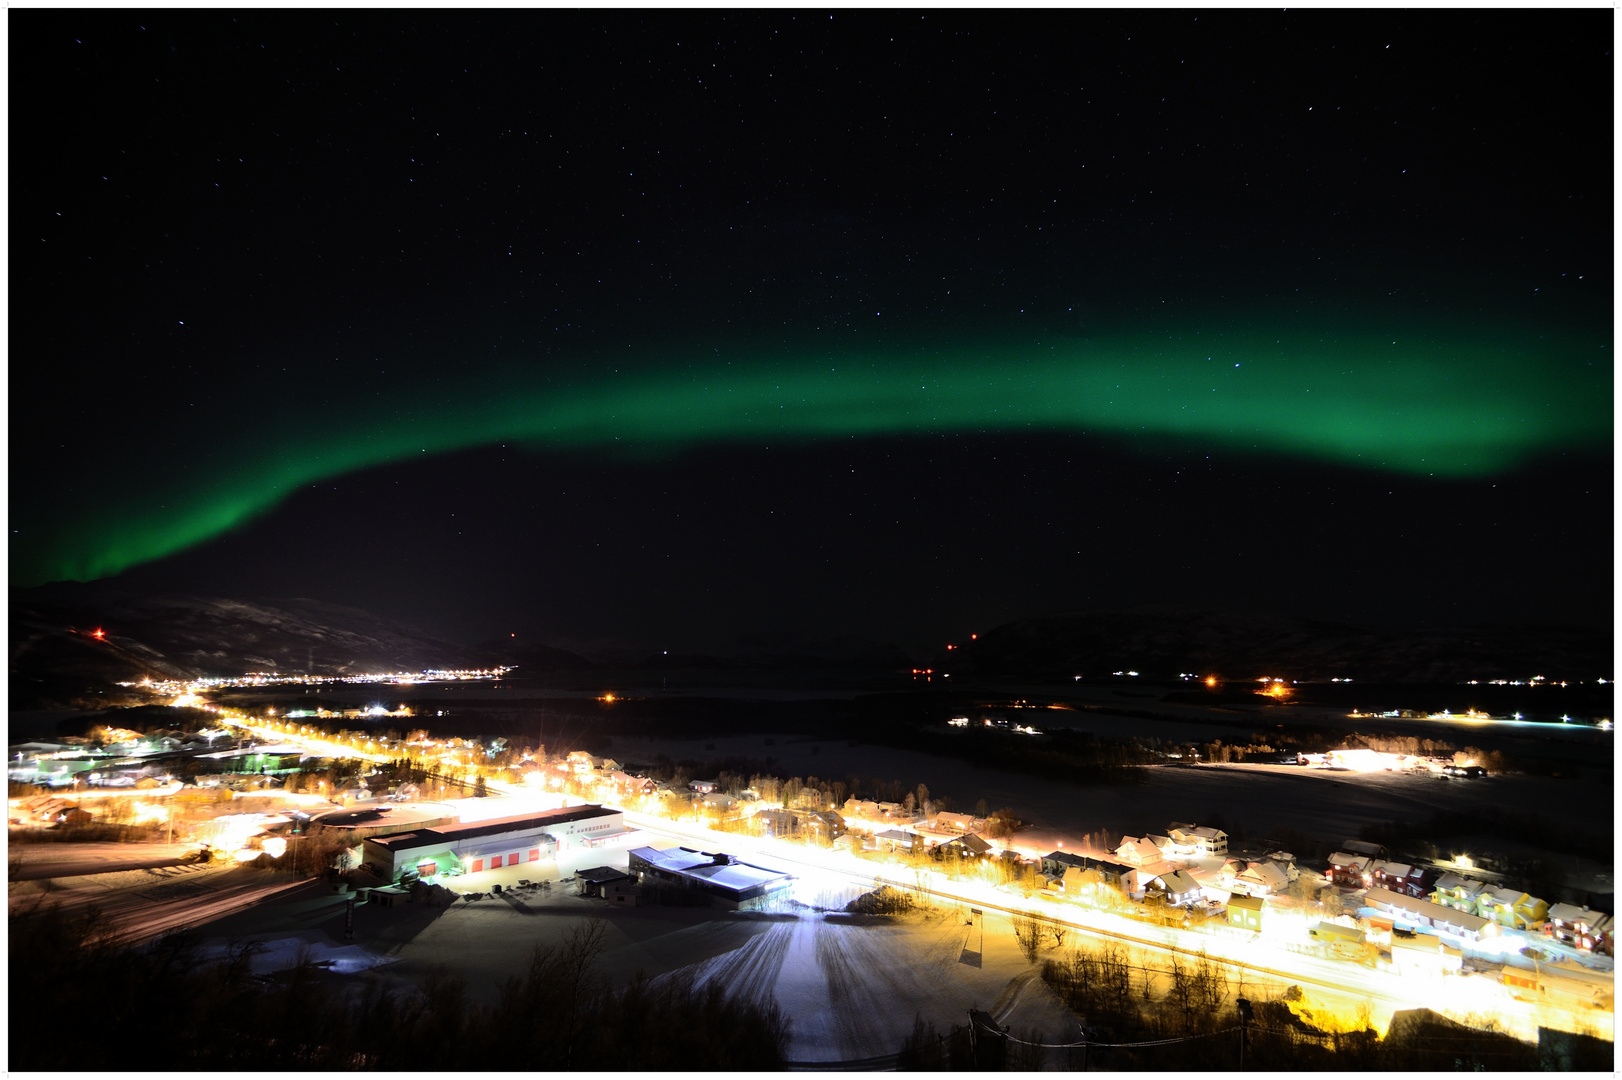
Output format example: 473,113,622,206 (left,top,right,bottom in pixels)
370,805,619,850
631,846,793,893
